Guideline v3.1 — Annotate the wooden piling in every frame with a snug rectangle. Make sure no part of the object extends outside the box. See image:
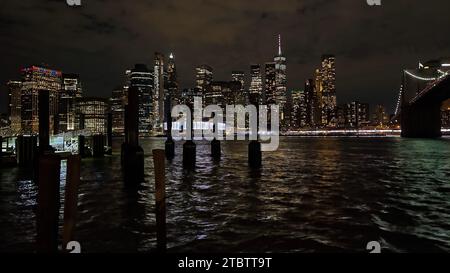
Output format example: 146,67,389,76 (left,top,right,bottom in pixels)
78,135,85,158
153,149,166,252
63,155,81,250
36,154,61,253
165,137,175,160
248,140,262,169
107,113,113,154
183,140,196,169
38,90,50,153
211,138,221,161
